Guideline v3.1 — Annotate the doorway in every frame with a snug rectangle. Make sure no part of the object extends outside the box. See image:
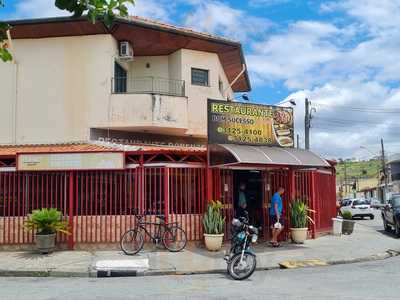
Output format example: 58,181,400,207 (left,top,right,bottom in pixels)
233,170,265,234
